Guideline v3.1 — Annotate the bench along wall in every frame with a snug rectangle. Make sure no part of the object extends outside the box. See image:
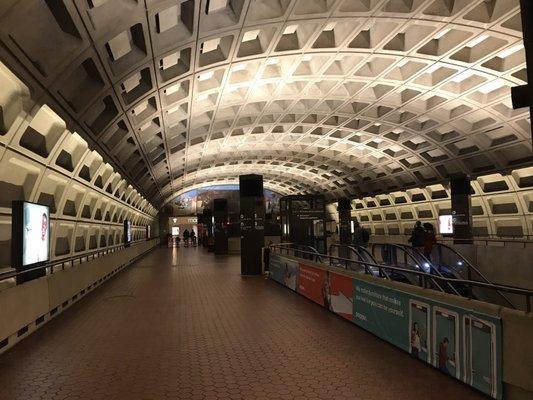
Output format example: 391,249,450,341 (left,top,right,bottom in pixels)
269,253,533,400
0,238,158,355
